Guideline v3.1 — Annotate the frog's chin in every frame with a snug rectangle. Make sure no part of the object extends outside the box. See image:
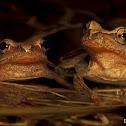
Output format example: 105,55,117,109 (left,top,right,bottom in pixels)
7,67,46,79
1,63,47,81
